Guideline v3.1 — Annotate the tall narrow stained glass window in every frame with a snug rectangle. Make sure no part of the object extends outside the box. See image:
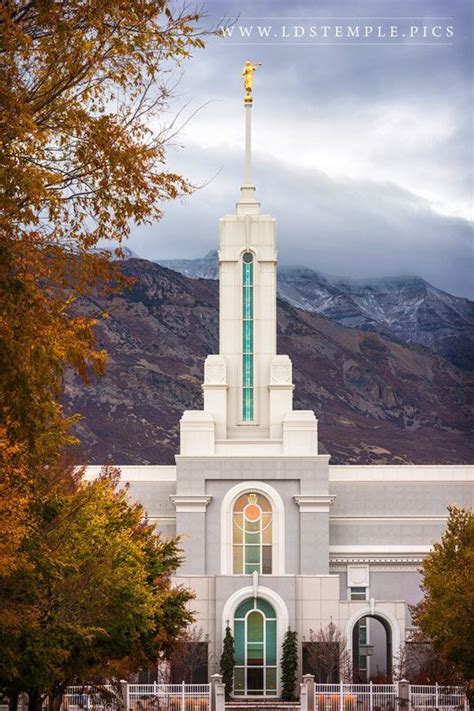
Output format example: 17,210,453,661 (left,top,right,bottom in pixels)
242,251,254,421
232,492,272,574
